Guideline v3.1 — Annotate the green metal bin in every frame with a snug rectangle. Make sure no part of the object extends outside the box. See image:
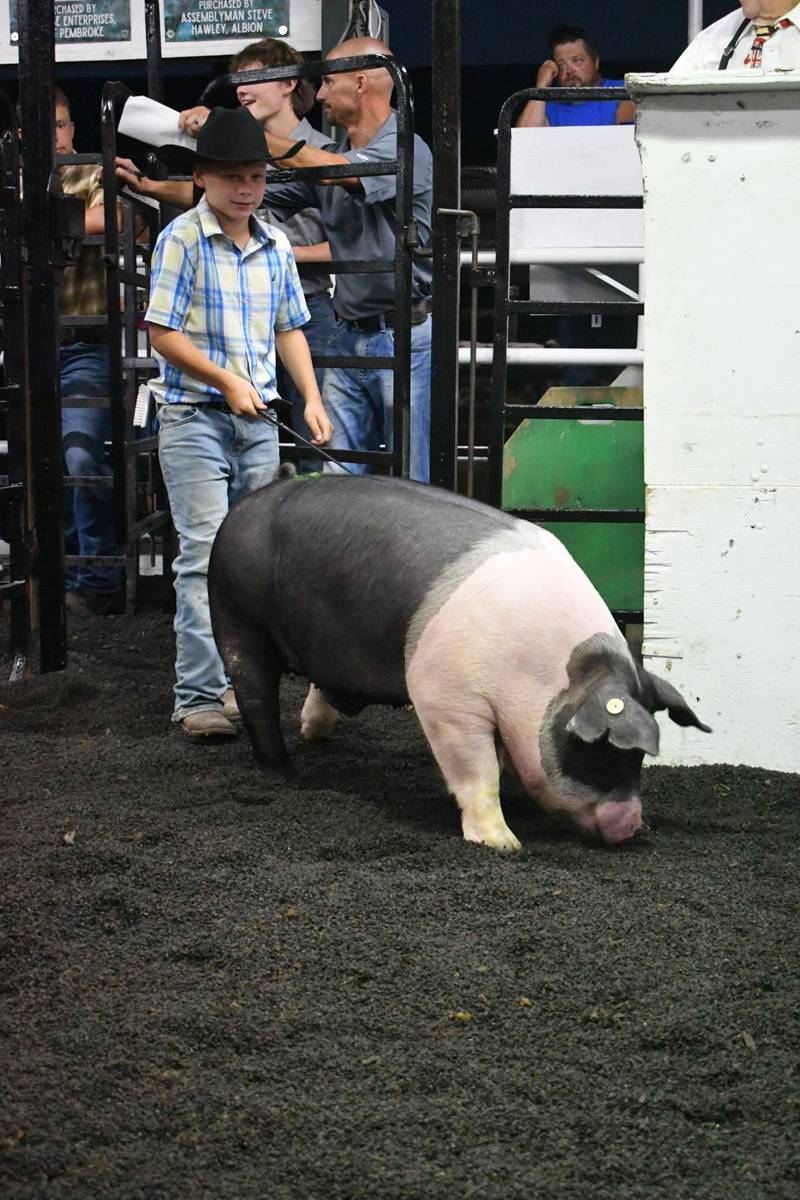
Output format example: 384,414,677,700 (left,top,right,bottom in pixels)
502,387,644,613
